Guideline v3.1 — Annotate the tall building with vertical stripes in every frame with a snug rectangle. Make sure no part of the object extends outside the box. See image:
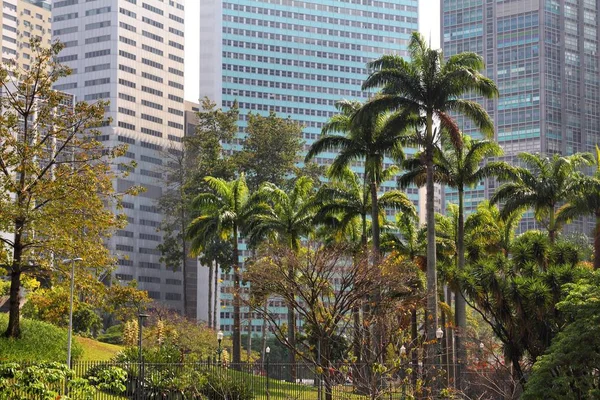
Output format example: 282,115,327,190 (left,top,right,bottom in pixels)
52,0,190,314
200,0,419,335
441,0,600,234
